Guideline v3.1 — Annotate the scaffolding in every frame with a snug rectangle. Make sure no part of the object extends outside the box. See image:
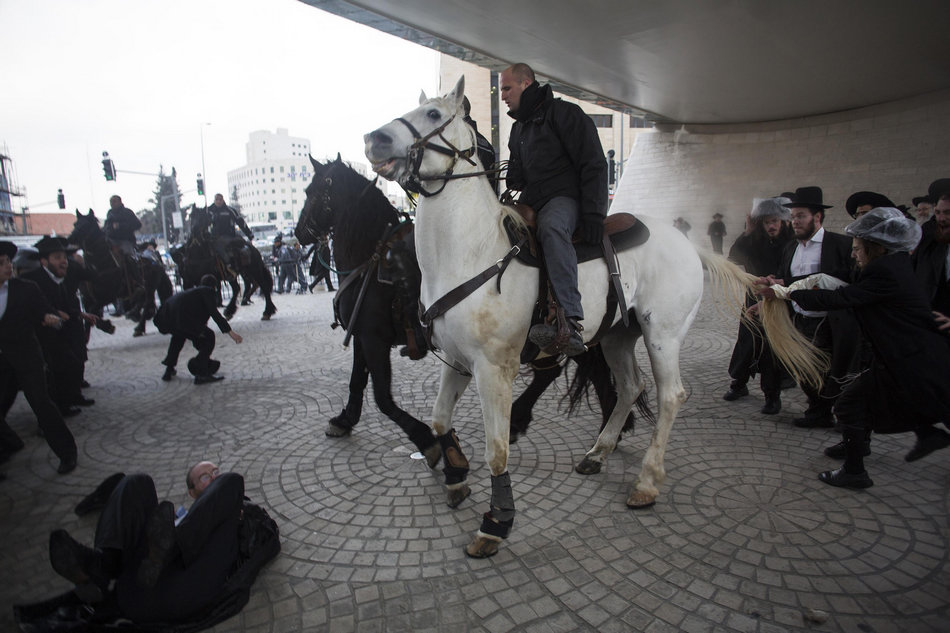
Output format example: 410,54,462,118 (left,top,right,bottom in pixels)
0,143,27,235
